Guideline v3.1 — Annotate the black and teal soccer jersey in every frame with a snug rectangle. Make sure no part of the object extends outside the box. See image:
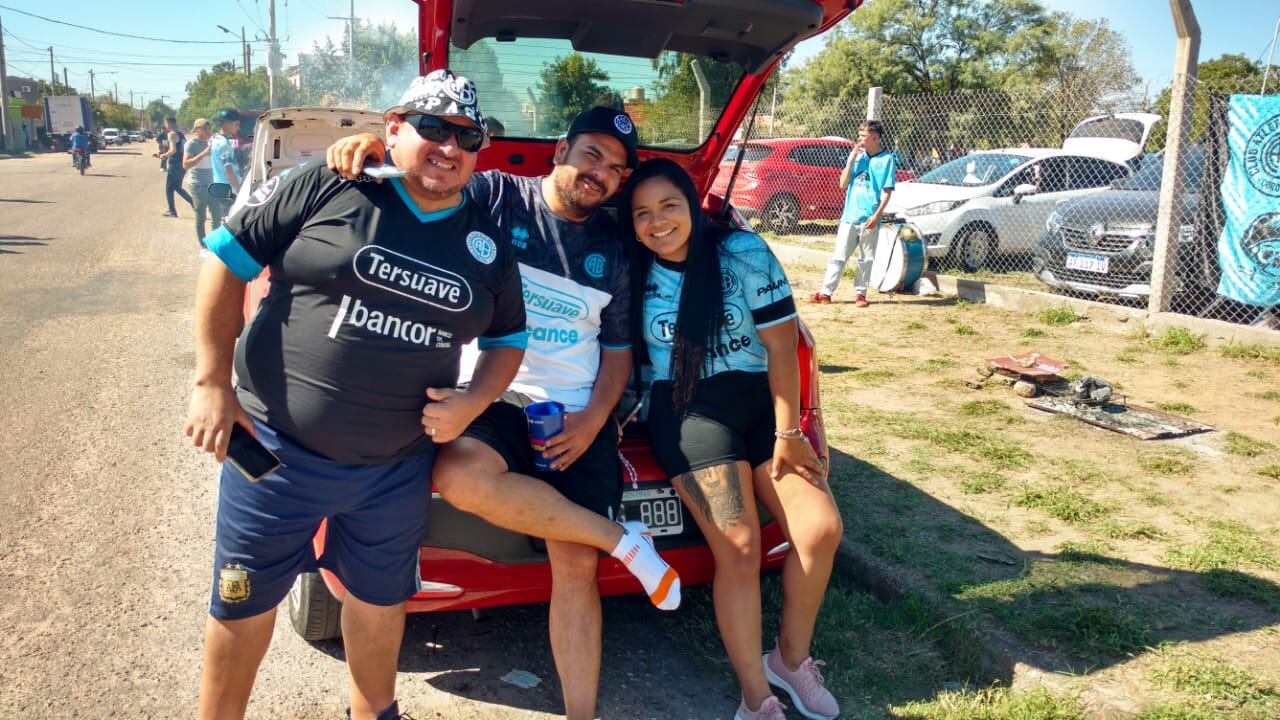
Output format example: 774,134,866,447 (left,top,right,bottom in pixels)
205,164,527,463
642,231,797,382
